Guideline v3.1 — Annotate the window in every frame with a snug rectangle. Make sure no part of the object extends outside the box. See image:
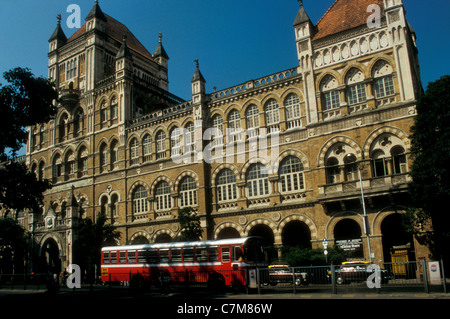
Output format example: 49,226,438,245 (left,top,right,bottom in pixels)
102,252,110,264
343,154,358,181
65,151,75,176
130,138,139,165
216,169,237,202
391,146,407,174
111,194,119,218
183,248,194,262
279,156,305,193
321,75,340,111
211,114,223,140
179,176,197,208
246,104,260,130
246,163,269,198
374,76,395,98
208,247,219,262
285,94,301,129
133,185,148,214
38,162,45,181
159,249,170,263
53,154,62,178
185,122,195,152
119,251,127,264
127,251,136,264
110,252,117,264
371,150,388,177
66,58,77,80
372,60,395,99
170,127,181,156
171,248,182,262
233,246,243,262
323,90,341,110
221,247,231,263
78,146,88,176
143,134,152,161
228,109,241,141
326,157,340,184
196,247,208,262
347,83,367,105
155,181,171,211
100,143,107,171
110,140,118,169
264,99,280,126
156,131,166,159
110,96,118,119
